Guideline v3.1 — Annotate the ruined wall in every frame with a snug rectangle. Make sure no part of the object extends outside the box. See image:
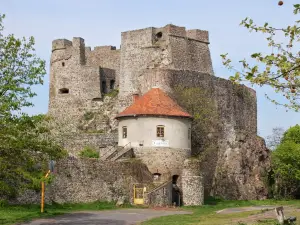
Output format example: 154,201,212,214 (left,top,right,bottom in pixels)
61,132,118,156
49,38,120,133
49,38,102,128
12,158,153,204
182,159,204,206
86,46,120,88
